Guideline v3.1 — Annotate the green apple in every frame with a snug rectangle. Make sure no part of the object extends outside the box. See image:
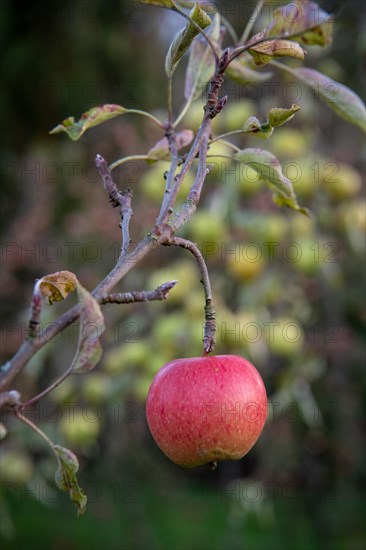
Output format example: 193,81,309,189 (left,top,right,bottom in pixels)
185,210,228,248
266,317,304,356
104,341,150,374
270,129,309,159
322,163,362,201
227,250,266,282
290,239,329,275
258,214,288,244
0,450,34,483
290,158,320,198
82,373,111,402
288,213,315,238
60,410,100,446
